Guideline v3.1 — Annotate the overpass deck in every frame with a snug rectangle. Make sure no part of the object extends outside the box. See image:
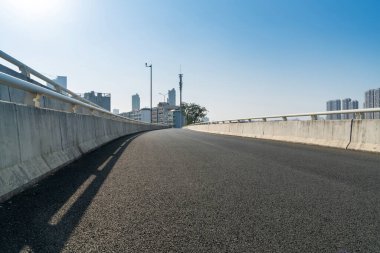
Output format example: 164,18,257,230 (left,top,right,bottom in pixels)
1,129,379,252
